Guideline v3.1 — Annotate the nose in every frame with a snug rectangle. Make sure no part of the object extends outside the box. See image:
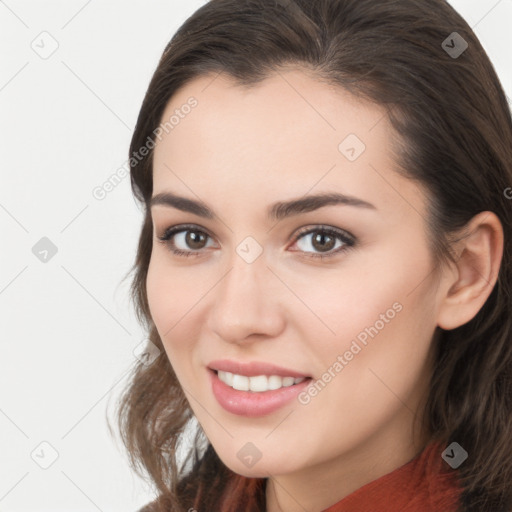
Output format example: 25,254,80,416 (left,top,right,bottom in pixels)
206,250,285,344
